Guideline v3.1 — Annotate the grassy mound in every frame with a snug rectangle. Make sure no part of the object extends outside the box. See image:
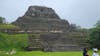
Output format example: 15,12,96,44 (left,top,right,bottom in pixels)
0,24,19,29
0,33,28,51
